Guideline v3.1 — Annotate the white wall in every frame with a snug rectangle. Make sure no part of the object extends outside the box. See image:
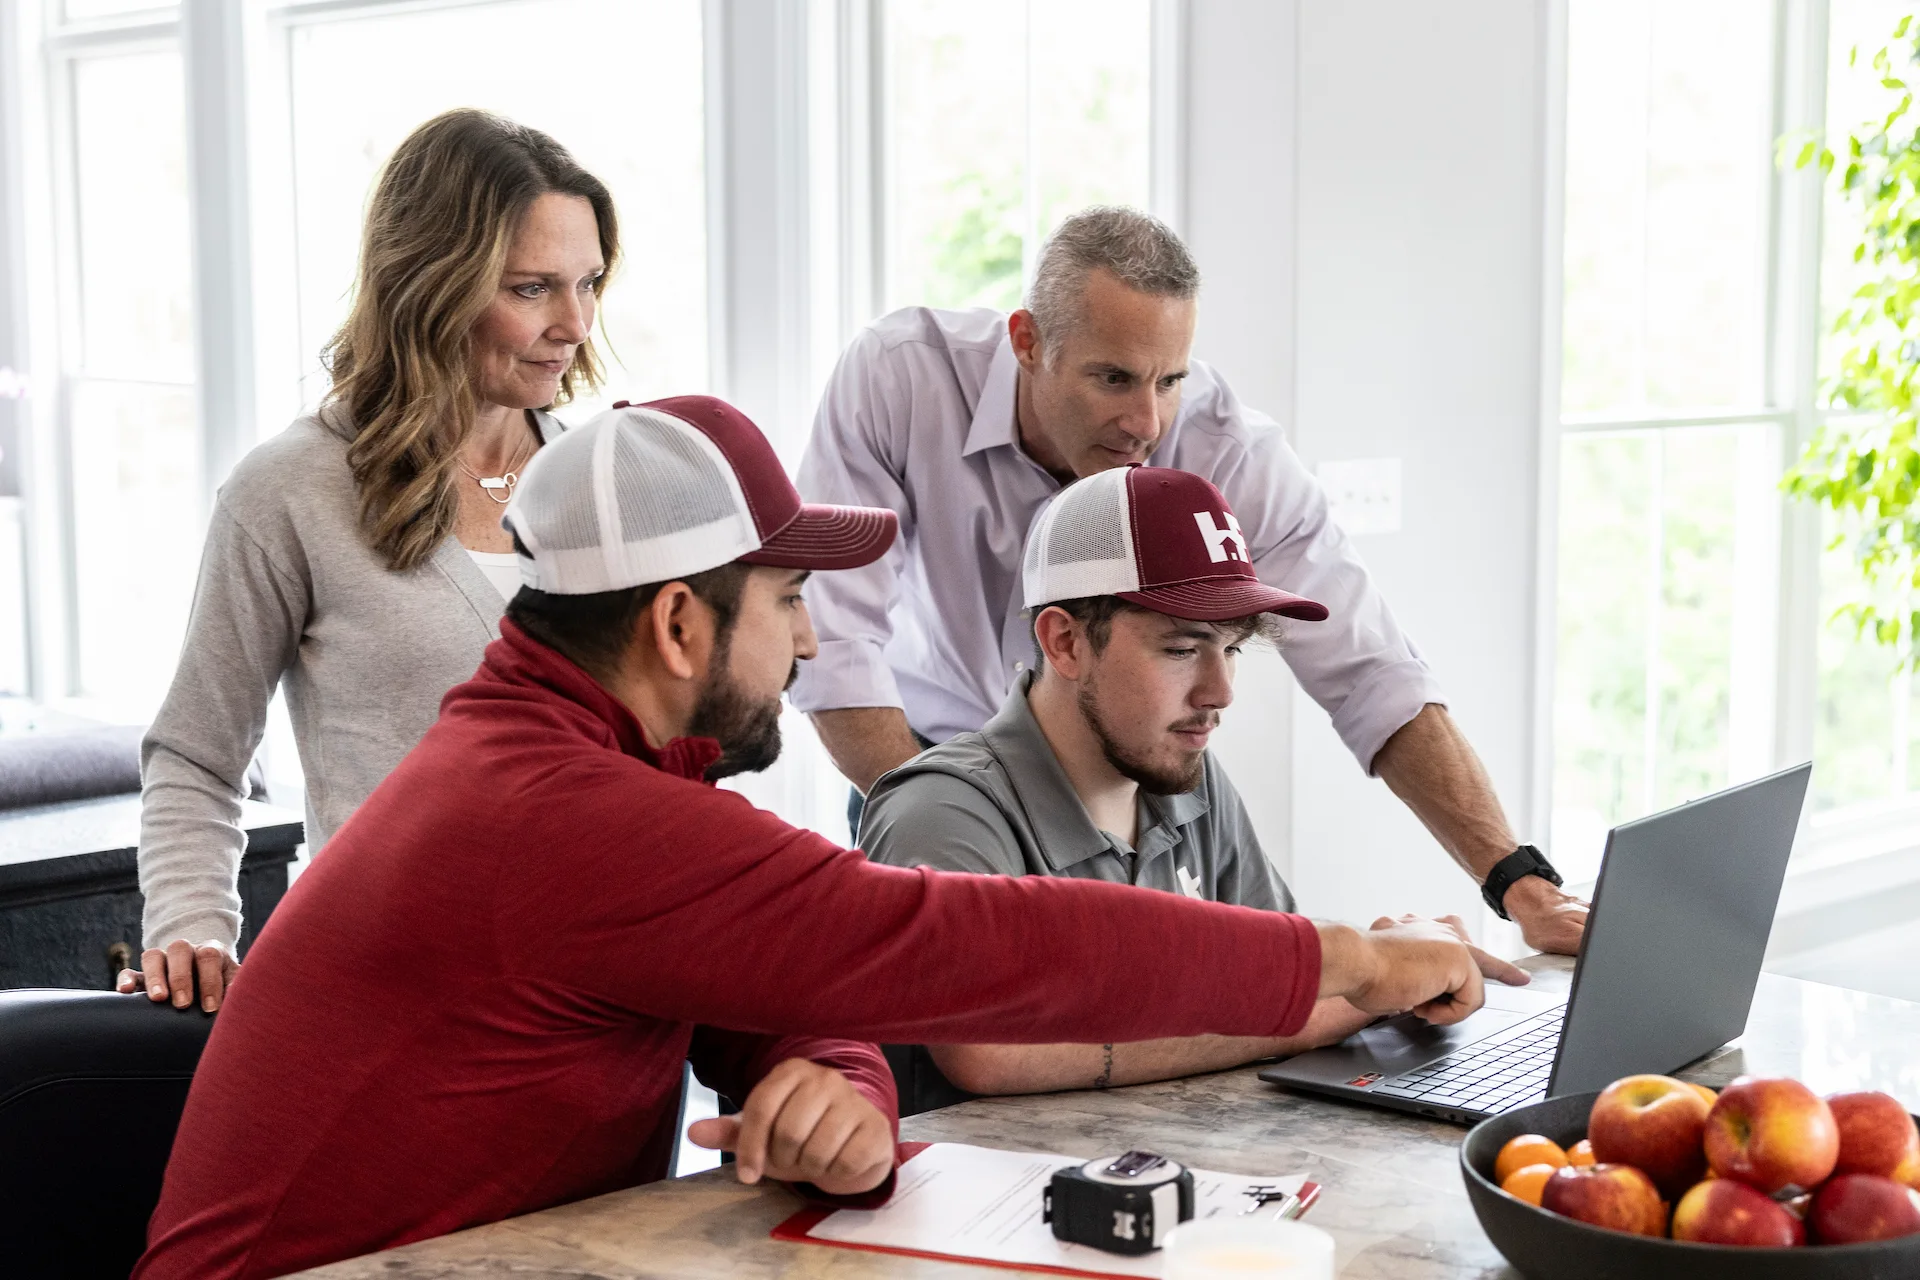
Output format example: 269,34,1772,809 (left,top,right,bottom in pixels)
1182,0,1302,888
1188,1,1551,935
